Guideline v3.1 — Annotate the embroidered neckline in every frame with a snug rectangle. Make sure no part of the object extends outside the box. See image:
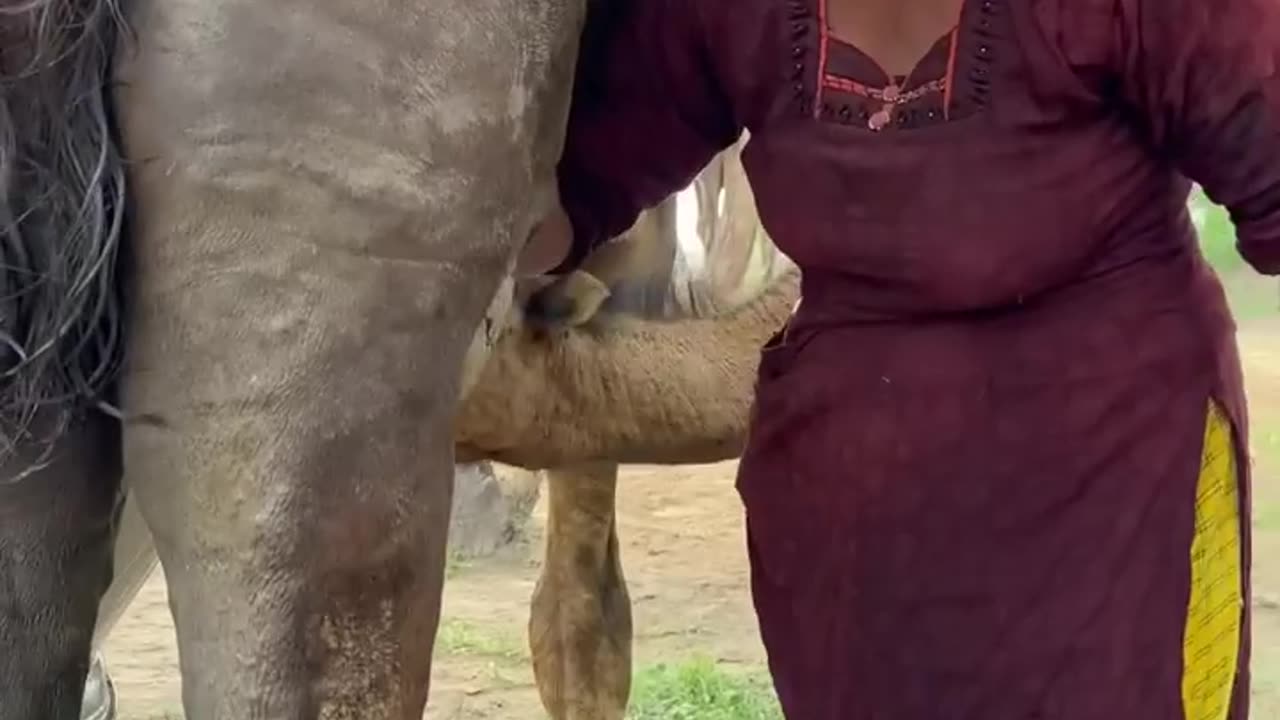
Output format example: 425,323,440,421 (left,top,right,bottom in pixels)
783,0,1004,131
